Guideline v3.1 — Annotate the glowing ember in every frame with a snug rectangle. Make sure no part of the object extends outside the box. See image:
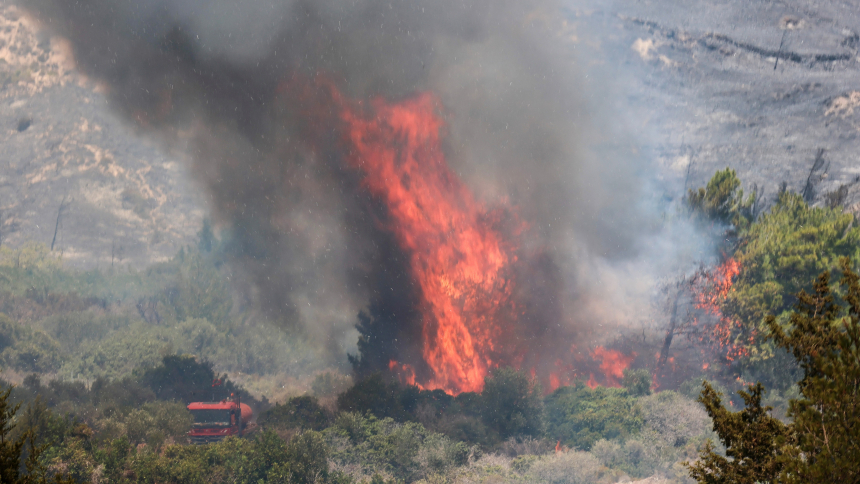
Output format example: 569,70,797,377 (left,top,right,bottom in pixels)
336,91,519,394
